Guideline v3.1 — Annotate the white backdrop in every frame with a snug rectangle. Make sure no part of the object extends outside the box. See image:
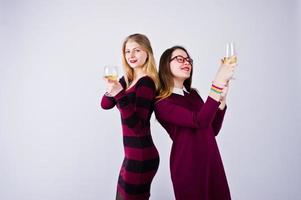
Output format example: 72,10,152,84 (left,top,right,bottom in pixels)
1,0,300,199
